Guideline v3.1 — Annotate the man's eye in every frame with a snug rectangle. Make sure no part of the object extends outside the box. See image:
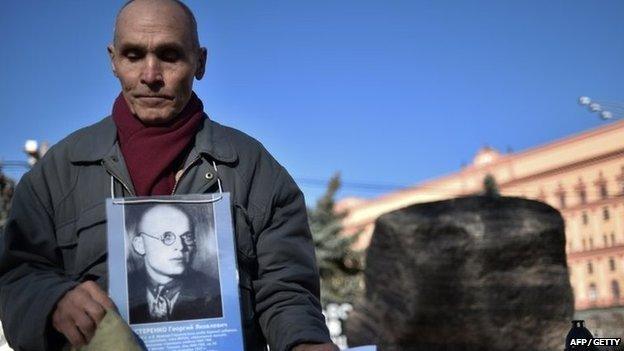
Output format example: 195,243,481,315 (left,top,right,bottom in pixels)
159,232,176,245
160,50,181,62
181,233,195,243
124,50,143,61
